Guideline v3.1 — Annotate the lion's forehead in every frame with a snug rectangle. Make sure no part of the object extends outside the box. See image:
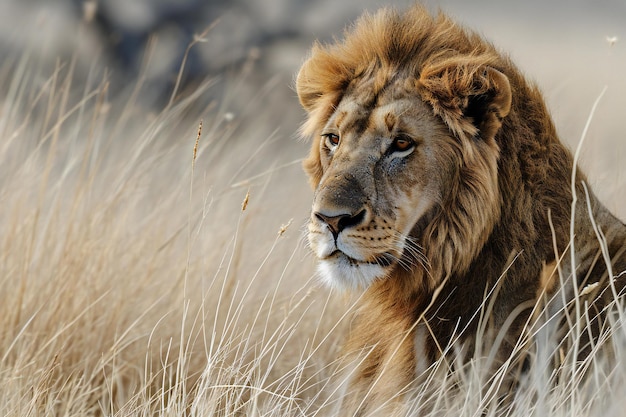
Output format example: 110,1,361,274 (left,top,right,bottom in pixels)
329,90,435,141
